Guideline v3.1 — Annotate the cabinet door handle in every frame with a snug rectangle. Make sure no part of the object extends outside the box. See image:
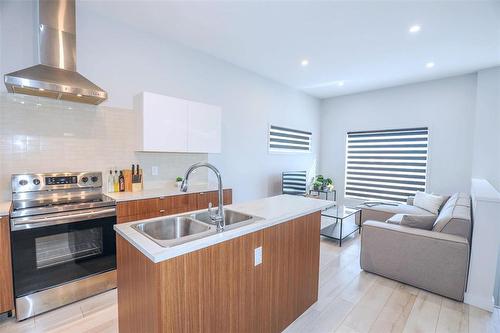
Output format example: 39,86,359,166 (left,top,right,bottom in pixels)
159,209,165,213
